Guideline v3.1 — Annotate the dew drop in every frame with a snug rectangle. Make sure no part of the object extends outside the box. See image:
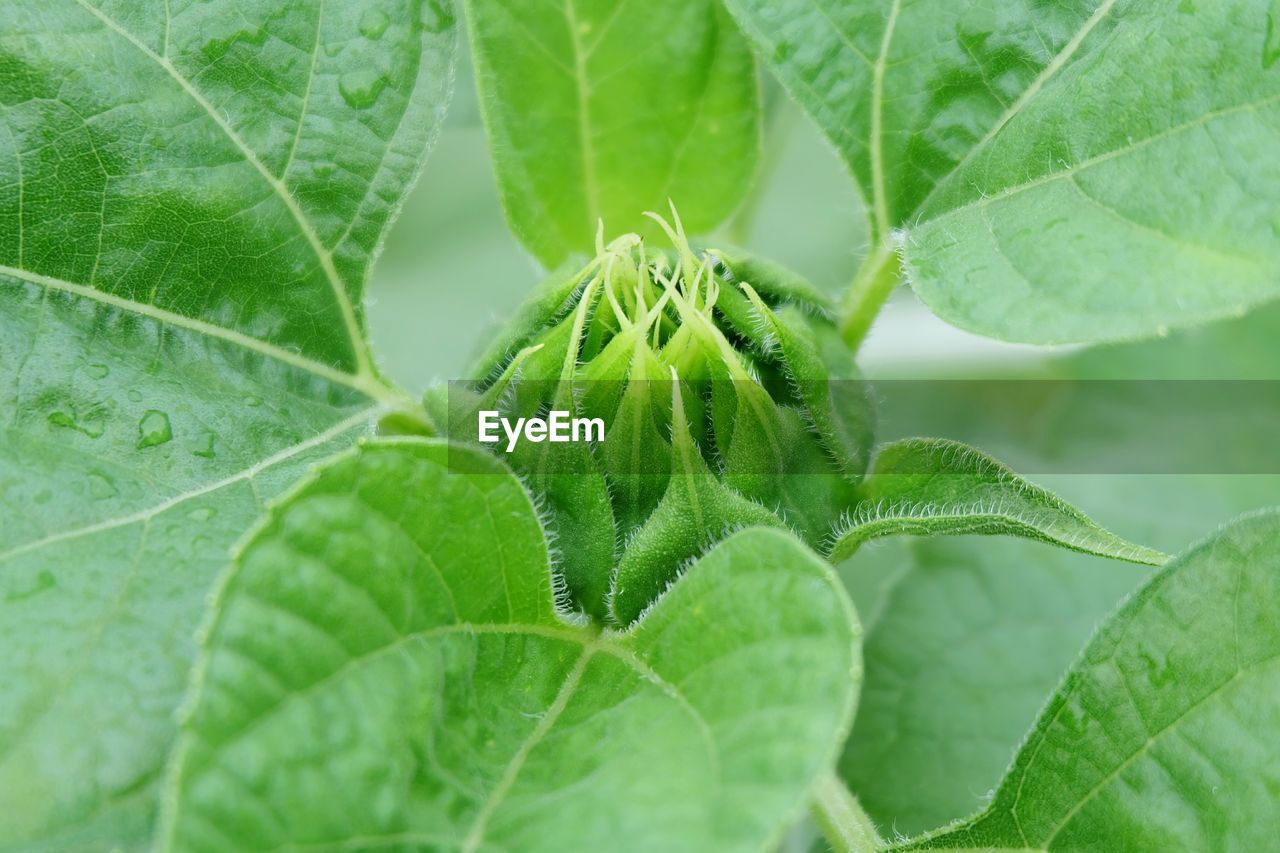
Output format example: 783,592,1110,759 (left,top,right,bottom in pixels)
137,410,173,449
1141,650,1173,689
244,394,264,408
1264,13,1280,69
87,362,109,379
87,470,119,501
359,8,389,39
5,569,56,603
127,389,143,402
47,408,106,439
1060,694,1089,735
339,70,387,109
192,432,217,459
420,0,455,34
188,507,215,522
